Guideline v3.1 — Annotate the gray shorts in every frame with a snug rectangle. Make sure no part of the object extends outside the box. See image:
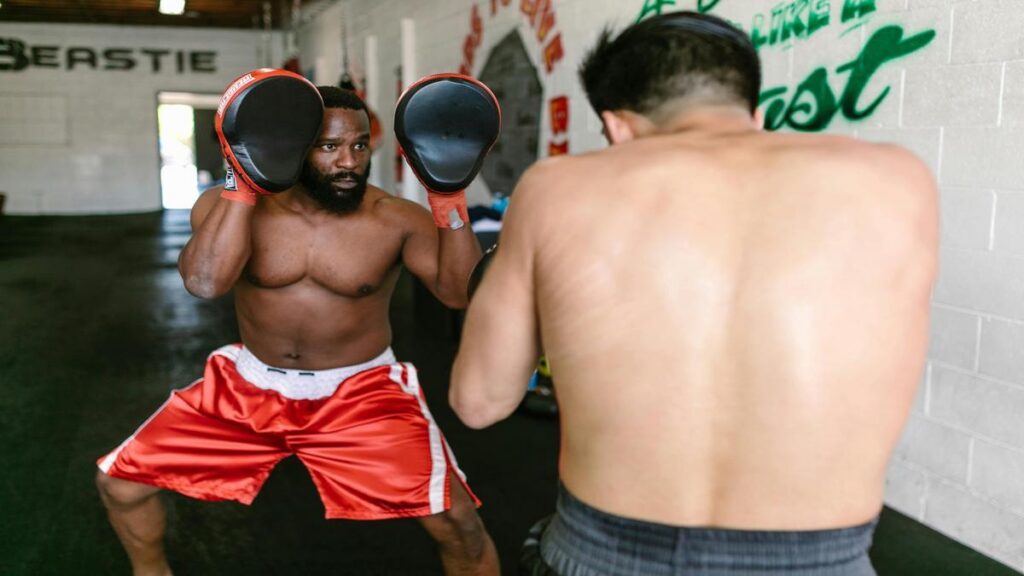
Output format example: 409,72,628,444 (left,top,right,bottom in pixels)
523,483,878,576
